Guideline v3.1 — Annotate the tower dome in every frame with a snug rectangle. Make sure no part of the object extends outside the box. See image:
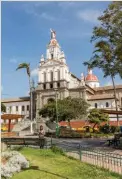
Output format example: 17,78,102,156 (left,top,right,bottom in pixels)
85,68,100,88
